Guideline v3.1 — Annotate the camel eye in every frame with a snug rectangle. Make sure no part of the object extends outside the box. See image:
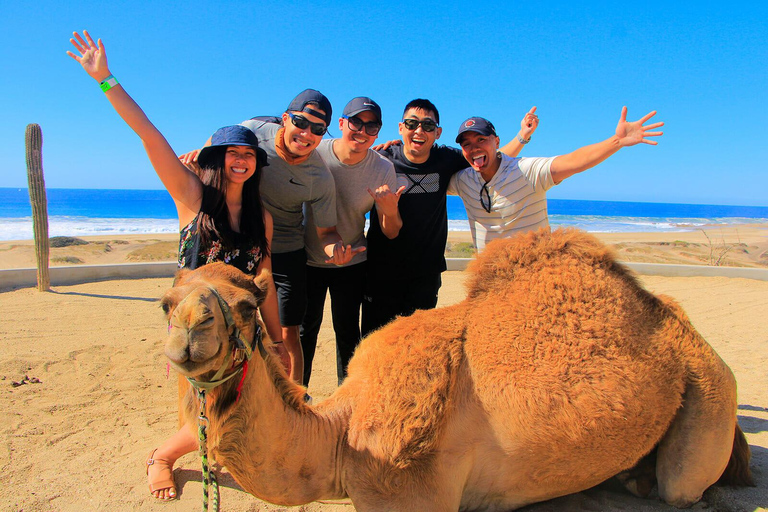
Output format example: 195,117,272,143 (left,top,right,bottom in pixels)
160,300,171,315
238,303,258,322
